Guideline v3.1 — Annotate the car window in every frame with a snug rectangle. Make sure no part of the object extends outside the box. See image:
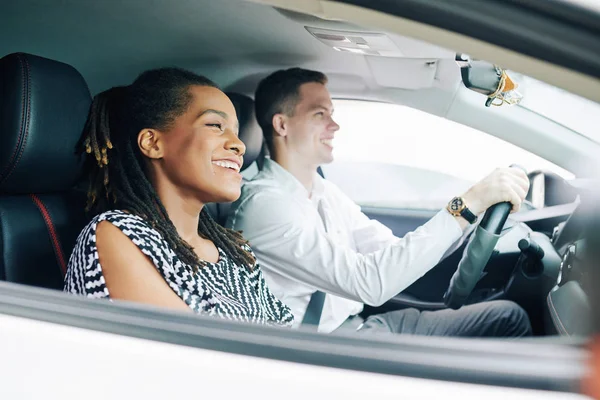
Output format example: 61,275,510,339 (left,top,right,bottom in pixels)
322,100,575,210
